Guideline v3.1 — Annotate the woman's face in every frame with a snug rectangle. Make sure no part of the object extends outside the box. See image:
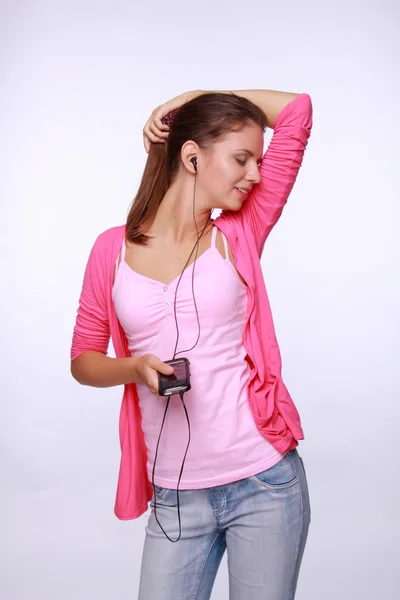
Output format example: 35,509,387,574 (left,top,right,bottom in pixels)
200,122,264,211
